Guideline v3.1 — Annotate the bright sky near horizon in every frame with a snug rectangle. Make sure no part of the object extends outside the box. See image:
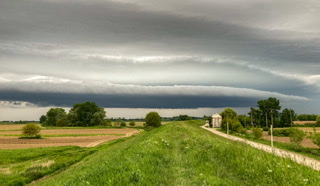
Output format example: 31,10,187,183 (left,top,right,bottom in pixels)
0,0,320,120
